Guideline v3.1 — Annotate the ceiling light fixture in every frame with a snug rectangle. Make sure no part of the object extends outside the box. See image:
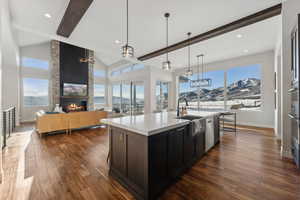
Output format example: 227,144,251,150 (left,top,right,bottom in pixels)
121,0,134,58
44,13,52,18
162,13,171,71
79,48,95,64
115,40,121,44
185,32,193,76
244,49,249,53
190,54,212,88
236,34,243,38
